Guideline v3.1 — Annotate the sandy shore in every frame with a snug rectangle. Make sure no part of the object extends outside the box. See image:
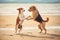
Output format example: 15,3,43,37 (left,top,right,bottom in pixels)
0,3,60,40
0,27,60,40
0,15,60,28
